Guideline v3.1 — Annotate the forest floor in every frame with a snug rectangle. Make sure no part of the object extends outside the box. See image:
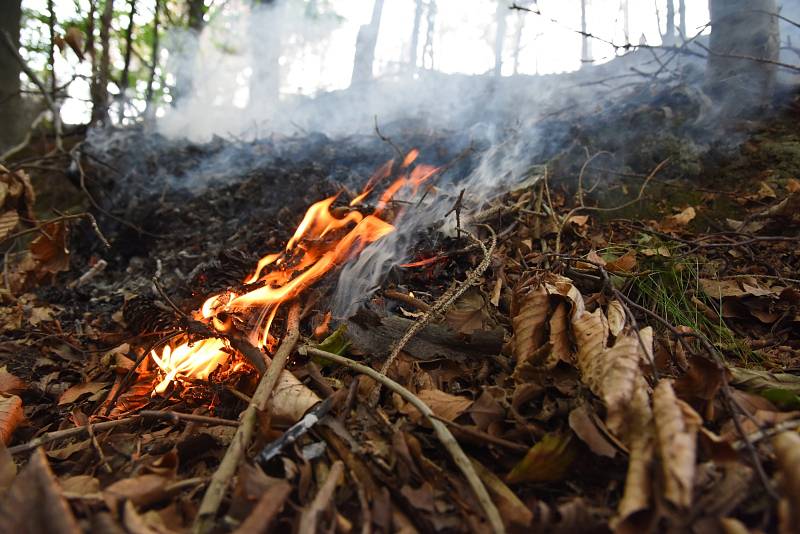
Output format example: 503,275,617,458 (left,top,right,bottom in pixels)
0,83,798,533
